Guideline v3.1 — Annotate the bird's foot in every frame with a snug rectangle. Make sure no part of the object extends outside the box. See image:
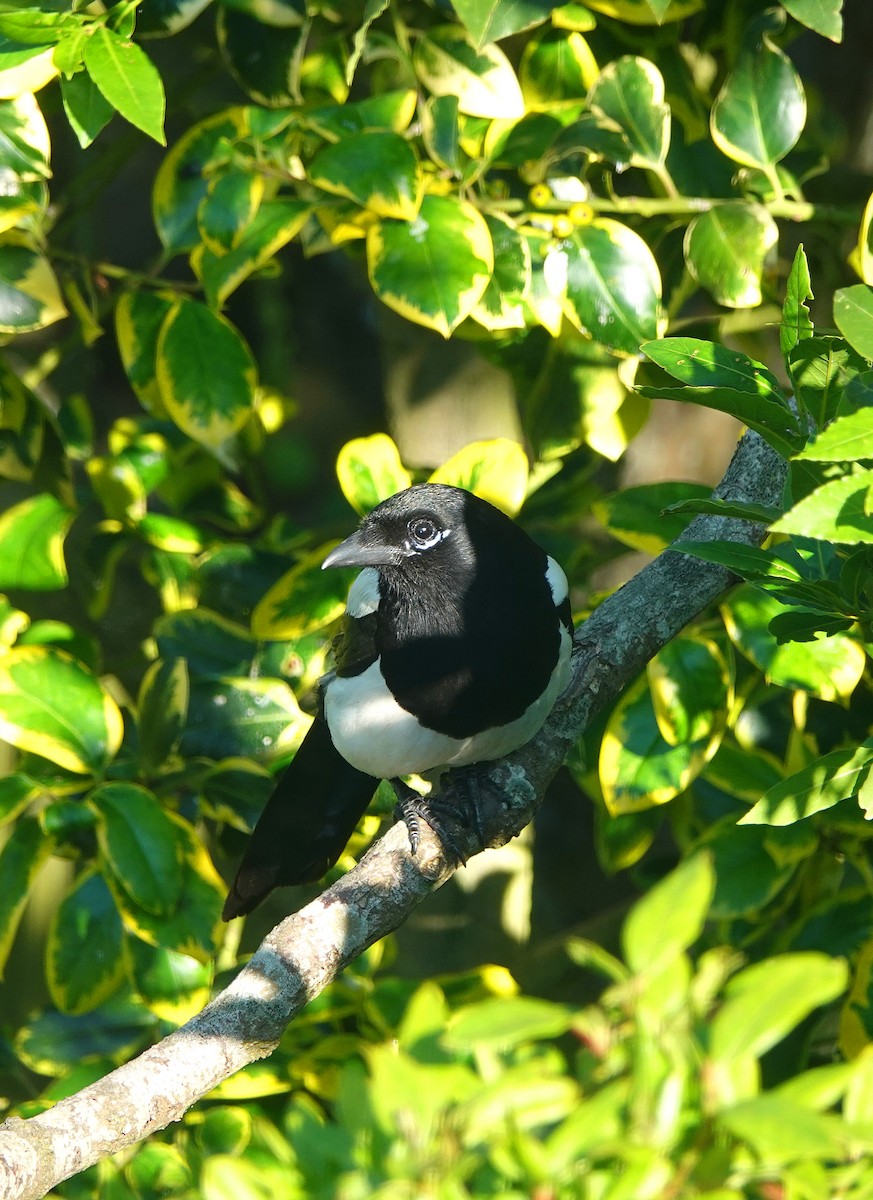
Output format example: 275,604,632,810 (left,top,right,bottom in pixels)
391,767,503,866
390,777,470,867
